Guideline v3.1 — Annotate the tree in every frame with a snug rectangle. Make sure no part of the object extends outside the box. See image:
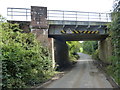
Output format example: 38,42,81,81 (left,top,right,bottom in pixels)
66,41,81,62
108,12,120,85
82,41,98,55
